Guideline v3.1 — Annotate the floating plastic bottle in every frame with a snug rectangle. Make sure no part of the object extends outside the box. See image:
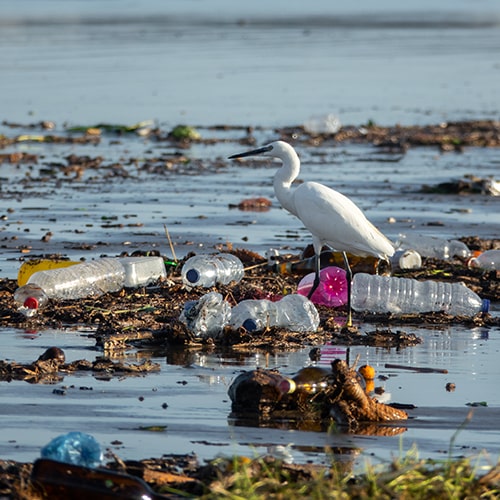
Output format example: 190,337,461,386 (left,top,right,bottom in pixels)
181,253,244,288
468,249,500,271
303,113,342,135
179,291,231,338
41,431,103,468
297,266,348,307
351,273,489,316
229,294,319,333
13,257,166,317
396,233,471,259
